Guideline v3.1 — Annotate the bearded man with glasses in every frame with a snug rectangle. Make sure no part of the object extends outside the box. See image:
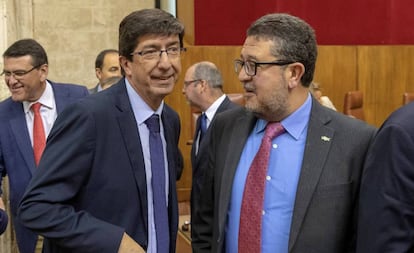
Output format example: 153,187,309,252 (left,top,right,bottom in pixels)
192,13,377,253
0,38,89,253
